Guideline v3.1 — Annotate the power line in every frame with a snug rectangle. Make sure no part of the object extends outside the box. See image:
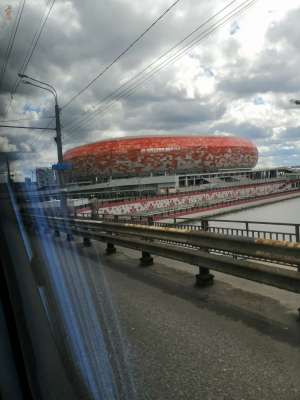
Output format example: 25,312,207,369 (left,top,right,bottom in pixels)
0,116,55,123
0,124,55,130
96,0,258,120
0,0,26,90
10,0,56,101
0,1,24,85
67,0,243,131
61,0,182,110
65,0,239,131
67,0,256,132
77,0,258,131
